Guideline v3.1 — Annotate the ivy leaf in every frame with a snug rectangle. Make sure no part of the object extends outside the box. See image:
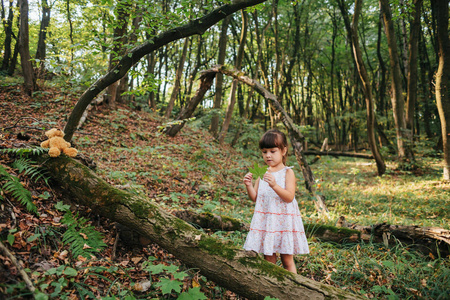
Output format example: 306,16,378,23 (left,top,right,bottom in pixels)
177,287,207,300
156,278,183,295
249,163,267,179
